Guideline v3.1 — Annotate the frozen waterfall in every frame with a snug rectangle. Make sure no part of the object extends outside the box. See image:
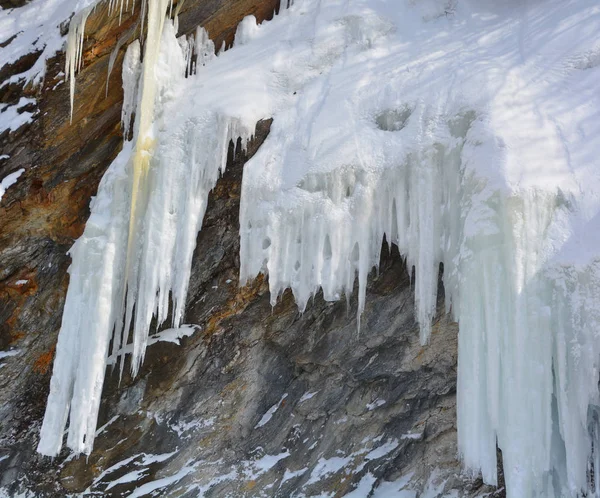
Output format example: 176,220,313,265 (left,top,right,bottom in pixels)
38,0,600,497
